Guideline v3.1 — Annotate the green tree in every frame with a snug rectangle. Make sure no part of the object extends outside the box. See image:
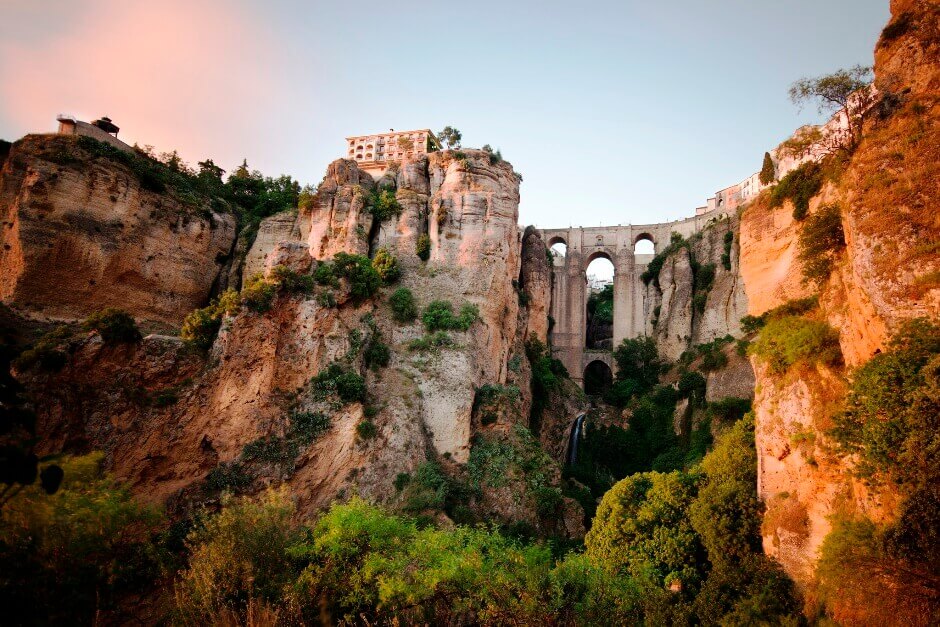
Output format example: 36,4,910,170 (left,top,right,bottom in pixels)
759,152,776,185
83,309,141,345
371,248,401,284
789,65,874,149
586,471,703,588
437,126,462,149
798,203,845,286
389,287,418,323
